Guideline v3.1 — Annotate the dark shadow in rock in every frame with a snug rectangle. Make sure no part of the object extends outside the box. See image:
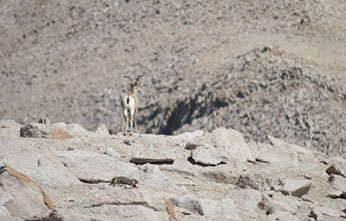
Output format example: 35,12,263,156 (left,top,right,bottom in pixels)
187,156,226,167
130,157,174,165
